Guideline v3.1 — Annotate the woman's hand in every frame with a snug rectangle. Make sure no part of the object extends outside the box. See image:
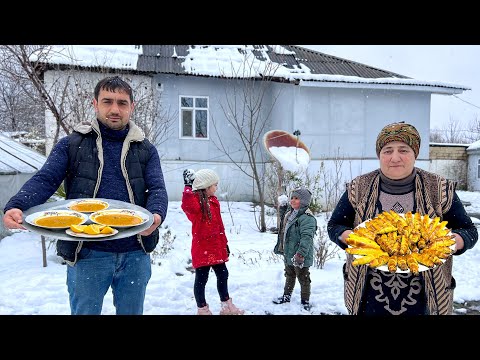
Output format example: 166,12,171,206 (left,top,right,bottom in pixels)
453,233,464,252
339,230,353,245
